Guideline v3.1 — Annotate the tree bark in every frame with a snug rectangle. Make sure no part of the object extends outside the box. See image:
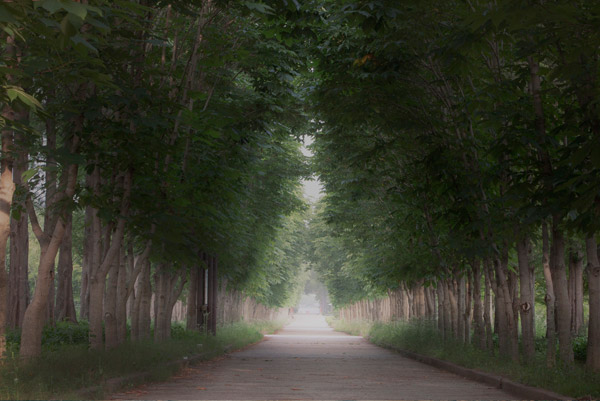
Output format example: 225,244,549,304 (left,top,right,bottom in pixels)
437,282,445,337
88,170,131,350
542,221,556,367
116,248,128,345
445,280,456,337
585,236,600,372
186,266,198,330
472,260,485,349
43,120,58,326
104,250,120,350
568,242,584,336
550,222,574,365
517,234,535,362
55,213,77,323
8,141,29,329
483,259,497,352
79,204,94,320
457,276,466,344
483,261,494,351
138,259,152,340
493,250,519,362
0,113,17,357
20,152,79,358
